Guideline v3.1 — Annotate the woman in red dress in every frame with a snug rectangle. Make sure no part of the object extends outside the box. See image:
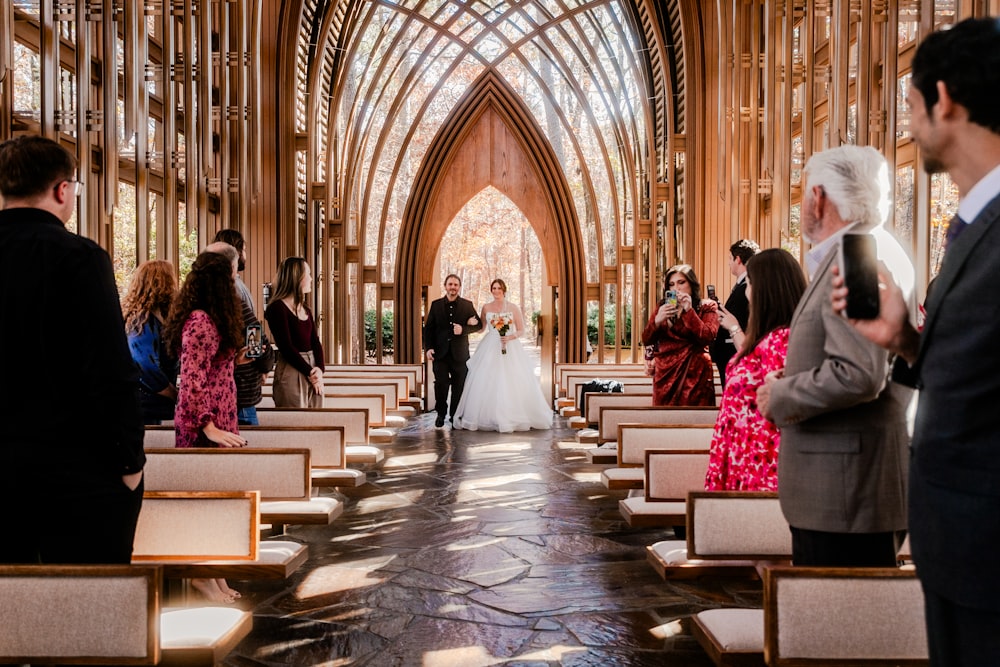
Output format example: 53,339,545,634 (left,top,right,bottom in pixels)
705,249,807,491
642,264,720,406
